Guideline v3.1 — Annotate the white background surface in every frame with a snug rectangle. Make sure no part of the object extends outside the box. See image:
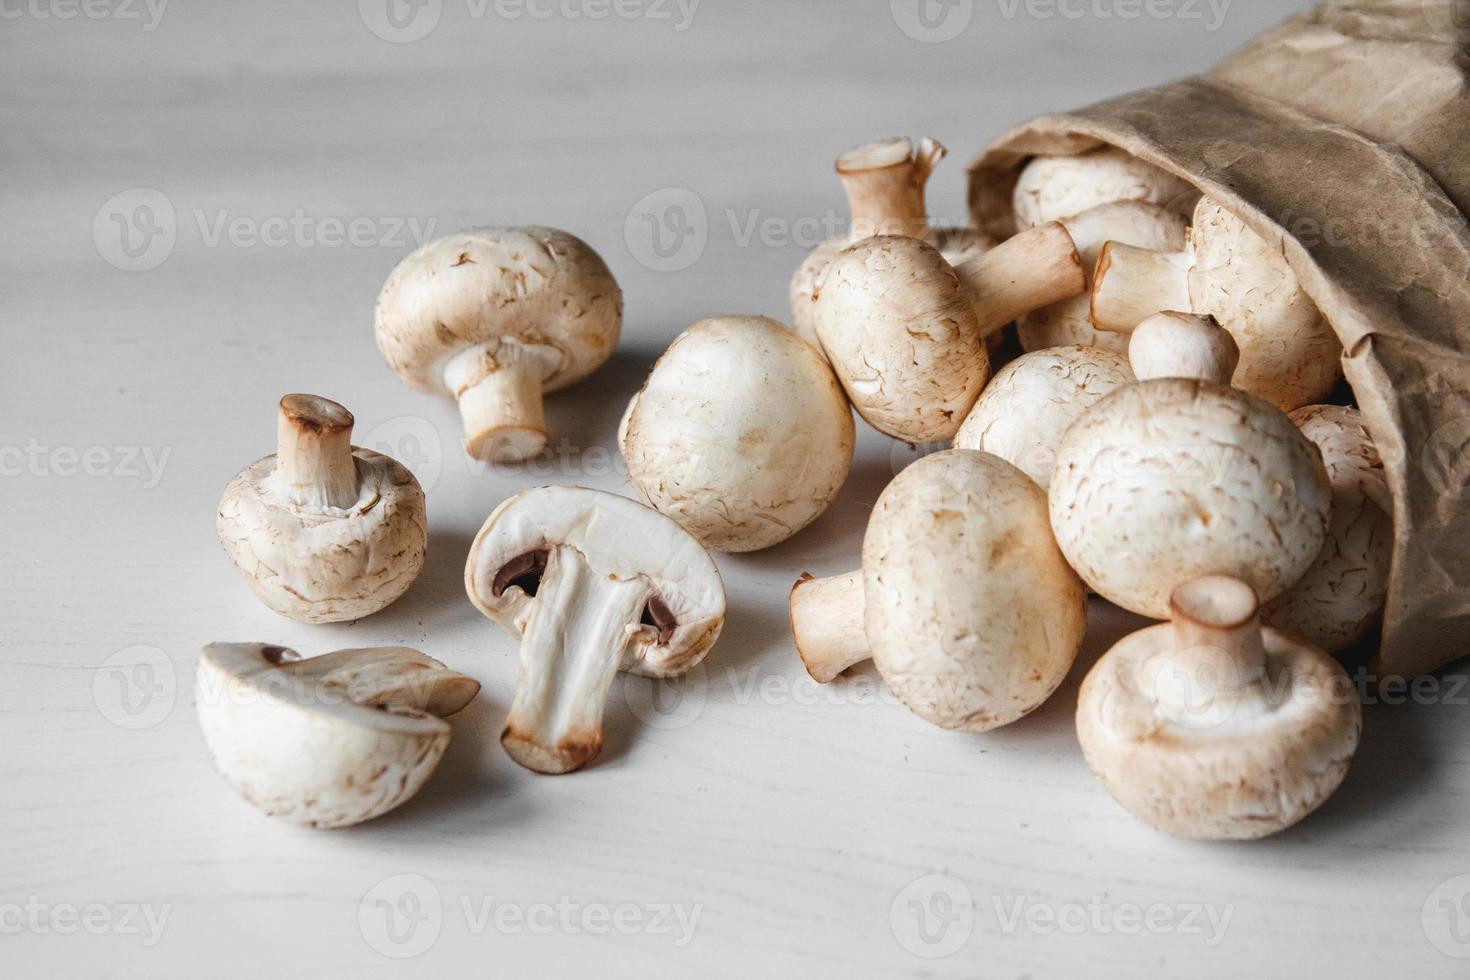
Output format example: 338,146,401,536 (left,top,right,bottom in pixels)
6,1,1470,976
